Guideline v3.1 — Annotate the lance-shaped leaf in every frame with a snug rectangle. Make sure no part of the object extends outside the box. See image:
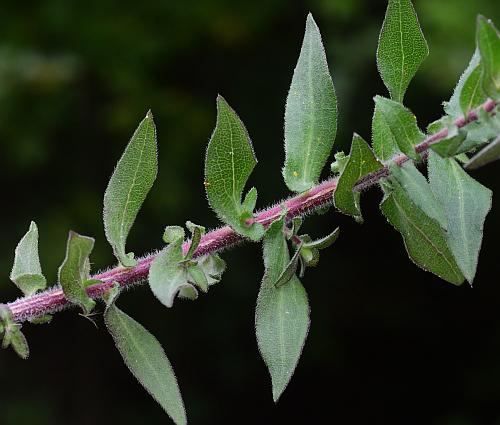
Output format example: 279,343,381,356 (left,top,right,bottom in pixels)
149,235,198,308
380,180,464,285
283,13,337,193
477,16,500,100
428,151,492,284
465,135,500,169
372,104,399,161
445,50,481,118
104,286,187,425
10,221,46,296
104,110,157,267
204,96,264,241
58,231,96,314
374,96,424,160
274,242,302,288
255,216,310,402
376,0,429,103
334,134,383,218
390,162,447,229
